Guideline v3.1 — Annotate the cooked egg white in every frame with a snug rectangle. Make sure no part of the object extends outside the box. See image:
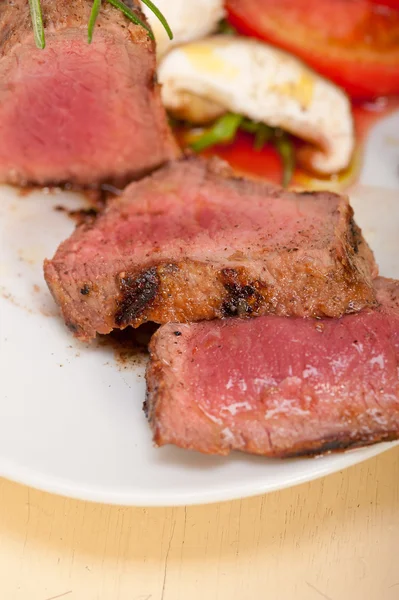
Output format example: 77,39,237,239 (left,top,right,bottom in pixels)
158,36,355,174
140,0,225,57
